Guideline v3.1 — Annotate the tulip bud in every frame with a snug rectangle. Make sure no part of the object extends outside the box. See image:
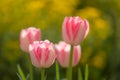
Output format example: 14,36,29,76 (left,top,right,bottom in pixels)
20,27,41,52
55,41,81,68
29,40,56,68
62,16,89,45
